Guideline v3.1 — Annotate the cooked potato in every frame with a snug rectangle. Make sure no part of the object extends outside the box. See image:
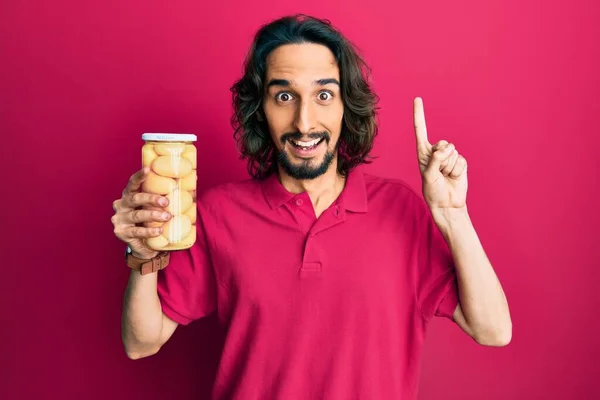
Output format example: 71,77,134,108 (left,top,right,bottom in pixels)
162,215,192,243
142,144,158,167
145,235,169,250
166,189,193,215
151,156,192,178
180,170,197,191
154,143,186,156
142,171,177,195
